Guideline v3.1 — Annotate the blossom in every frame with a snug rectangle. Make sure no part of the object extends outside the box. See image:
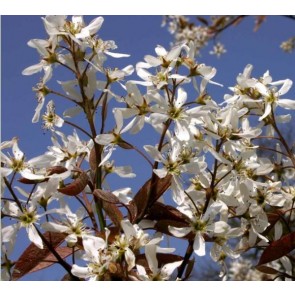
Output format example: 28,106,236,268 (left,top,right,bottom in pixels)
42,15,104,42
2,202,43,249
42,100,64,131
95,109,130,166
42,200,92,246
102,160,136,178
209,42,227,58
255,75,294,121
46,130,93,169
135,244,182,281
71,234,110,280
22,38,57,83
0,138,52,180
169,201,228,256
